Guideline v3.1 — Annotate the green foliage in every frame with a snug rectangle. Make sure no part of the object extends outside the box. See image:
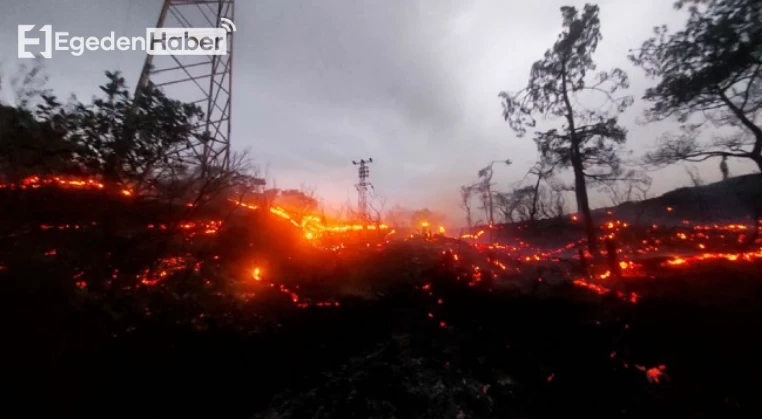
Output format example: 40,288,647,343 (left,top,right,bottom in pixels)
630,0,762,169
